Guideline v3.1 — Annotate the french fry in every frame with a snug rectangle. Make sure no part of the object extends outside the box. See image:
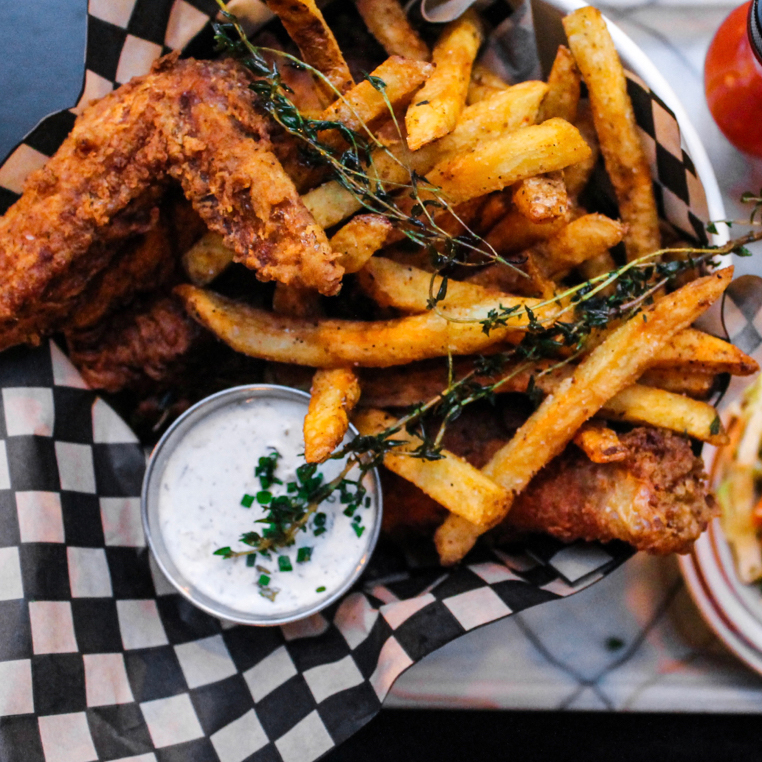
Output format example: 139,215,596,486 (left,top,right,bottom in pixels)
484,207,570,256
512,172,569,224
354,408,509,524
426,118,591,204
304,82,547,230
564,101,600,198
536,212,624,278
263,0,354,97
467,62,510,105
538,45,581,123
639,368,717,399
405,10,482,150
304,368,361,463
573,422,628,463
354,0,430,61
601,383,727,446
435,268,733,562
465,251,556,299
356,257,555,319
182,232,234,286
331,214,392,273
653,328,759,375
563,7,660,260
177,285,533,367
318,57,434,136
